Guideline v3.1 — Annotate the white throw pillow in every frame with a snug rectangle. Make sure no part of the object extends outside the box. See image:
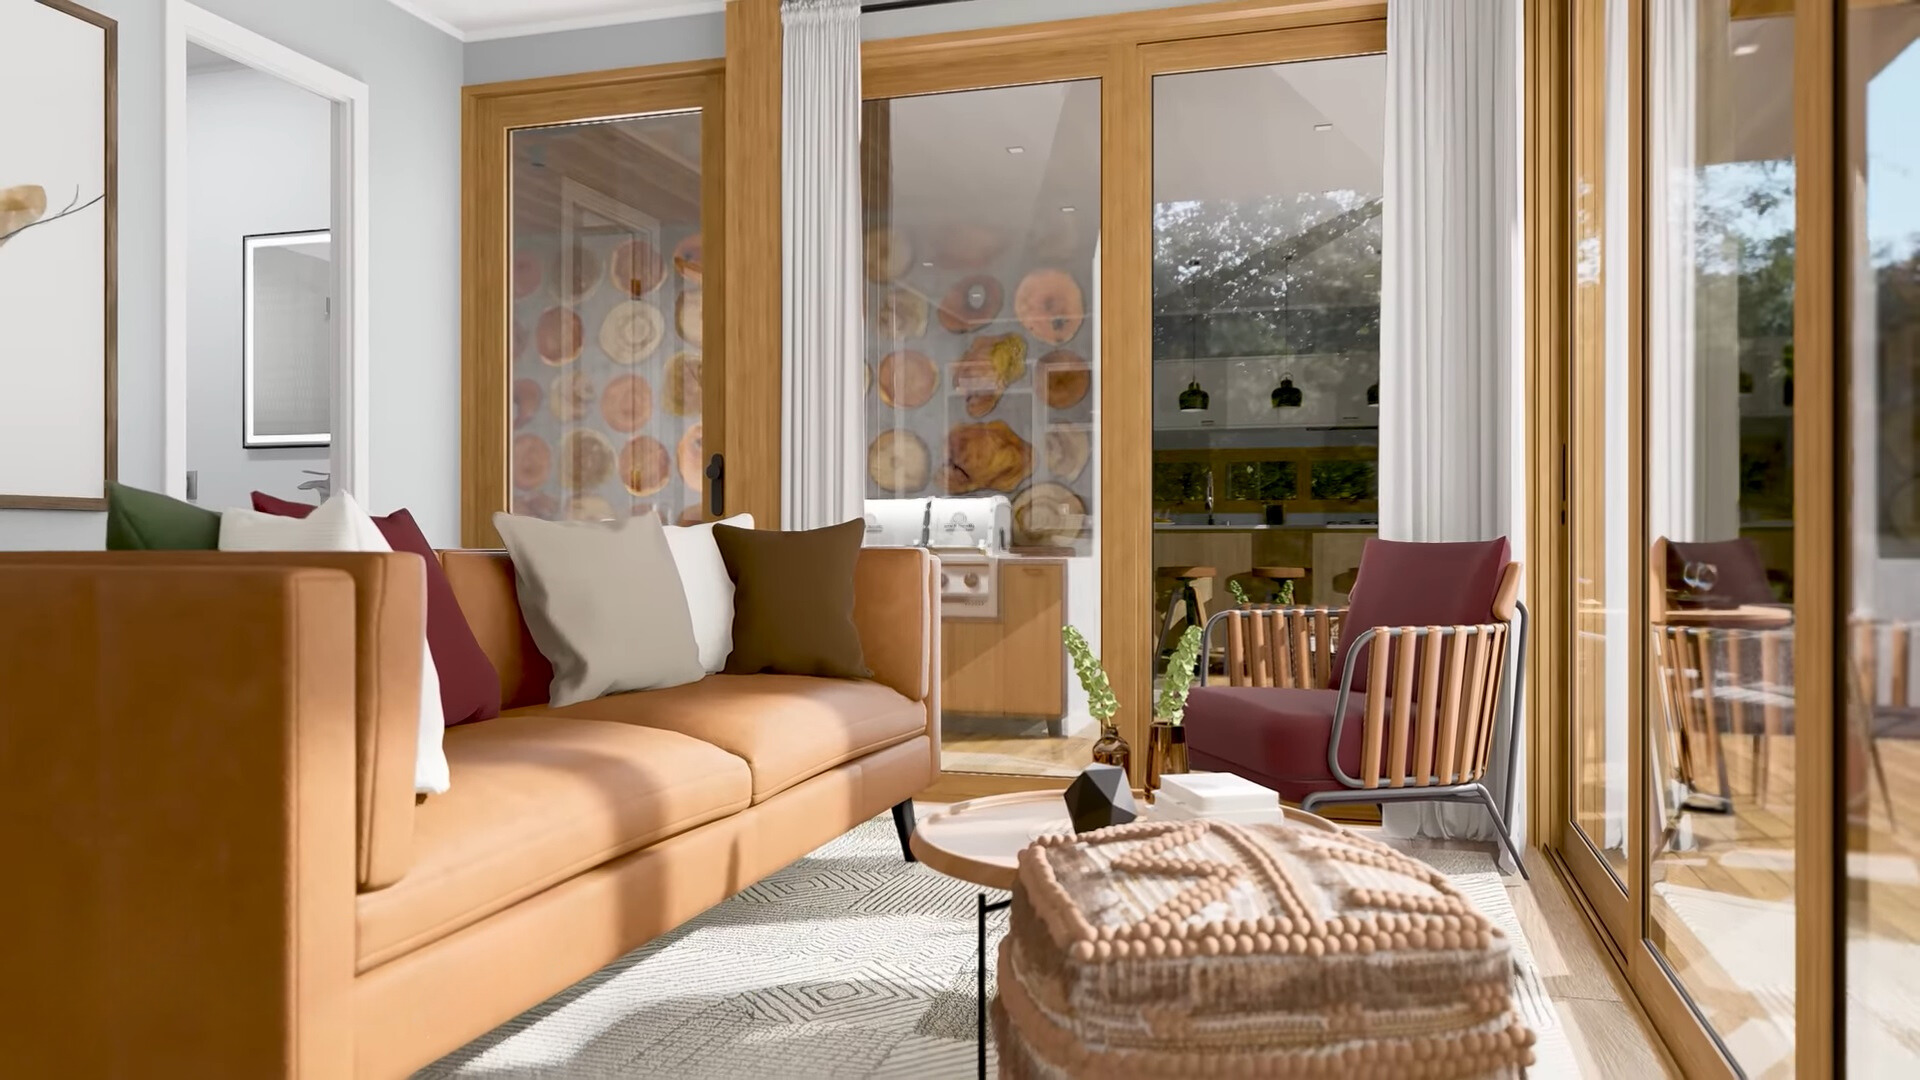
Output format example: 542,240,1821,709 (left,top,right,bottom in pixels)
220,493,451,795
664,513,754,673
